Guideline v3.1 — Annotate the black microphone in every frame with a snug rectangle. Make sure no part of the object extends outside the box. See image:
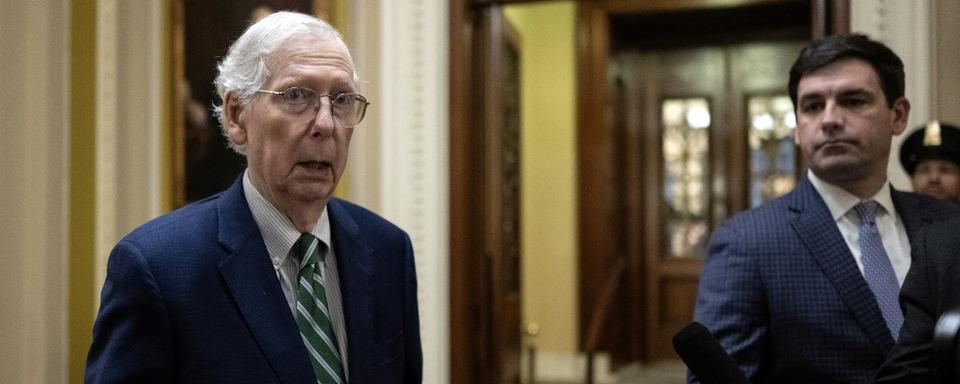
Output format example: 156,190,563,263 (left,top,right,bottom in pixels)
672,321,749,384
933,307,960,383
